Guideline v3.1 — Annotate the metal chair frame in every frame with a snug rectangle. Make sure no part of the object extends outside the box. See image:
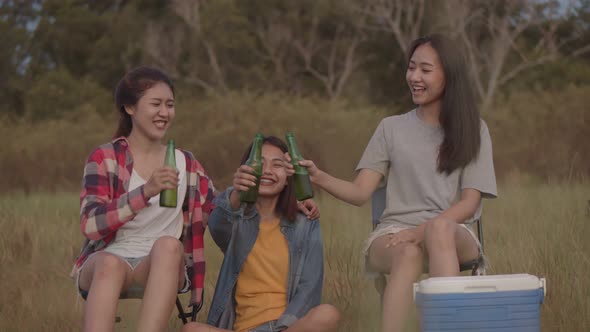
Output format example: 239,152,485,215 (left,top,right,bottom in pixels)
80,266,202,325
117,284,201,324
